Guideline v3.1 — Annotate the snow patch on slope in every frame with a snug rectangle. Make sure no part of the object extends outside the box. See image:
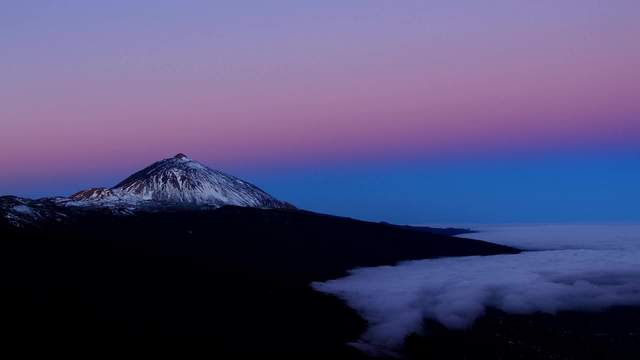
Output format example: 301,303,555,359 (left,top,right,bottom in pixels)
12,205,36,216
